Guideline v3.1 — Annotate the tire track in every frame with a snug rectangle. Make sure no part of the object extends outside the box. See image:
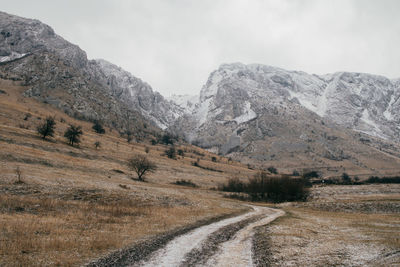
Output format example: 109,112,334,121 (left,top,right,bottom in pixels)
136,206,283,267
